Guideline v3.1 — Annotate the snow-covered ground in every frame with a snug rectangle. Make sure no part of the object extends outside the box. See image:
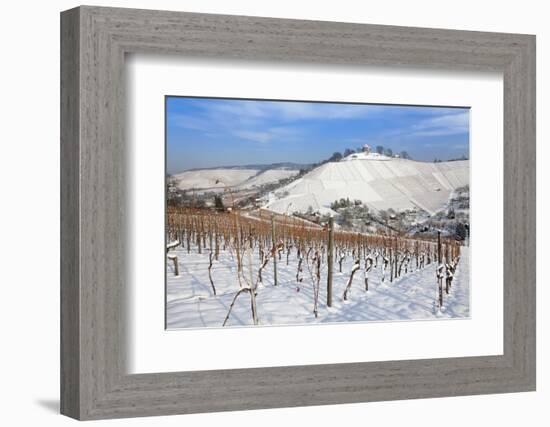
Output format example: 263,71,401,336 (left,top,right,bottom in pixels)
266,158,469,215
172,167,299,192
166,244,469,329
173,168,258,191
235,169,299,189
